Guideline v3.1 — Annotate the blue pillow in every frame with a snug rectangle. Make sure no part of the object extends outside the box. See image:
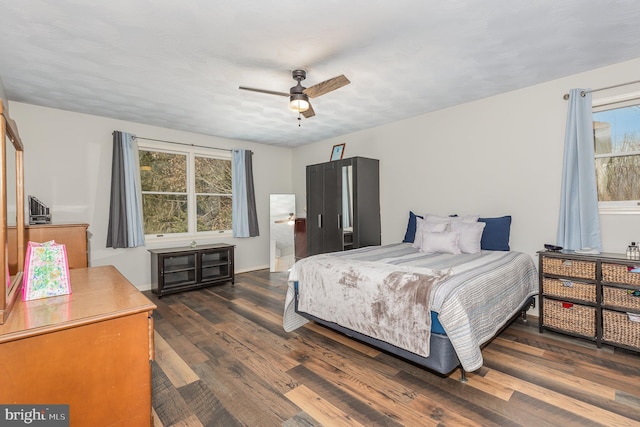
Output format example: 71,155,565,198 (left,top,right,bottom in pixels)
478,216,511,251
402,211,423,243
